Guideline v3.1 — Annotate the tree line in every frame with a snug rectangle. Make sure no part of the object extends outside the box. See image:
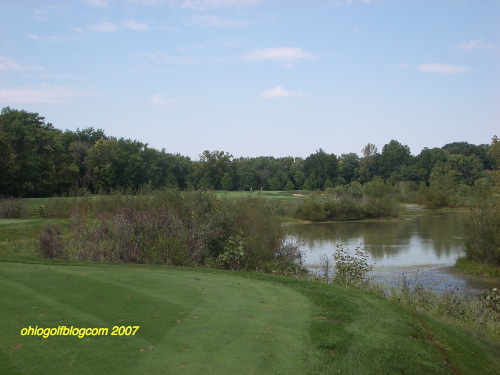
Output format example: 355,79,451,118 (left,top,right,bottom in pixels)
1,107,498,203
